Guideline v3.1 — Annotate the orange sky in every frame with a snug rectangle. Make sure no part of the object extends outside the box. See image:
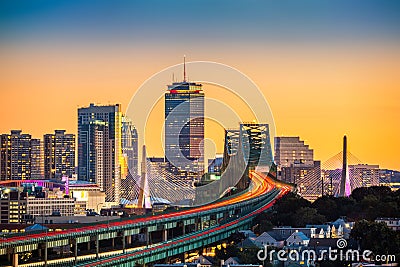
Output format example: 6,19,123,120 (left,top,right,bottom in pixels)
0,42,399,170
